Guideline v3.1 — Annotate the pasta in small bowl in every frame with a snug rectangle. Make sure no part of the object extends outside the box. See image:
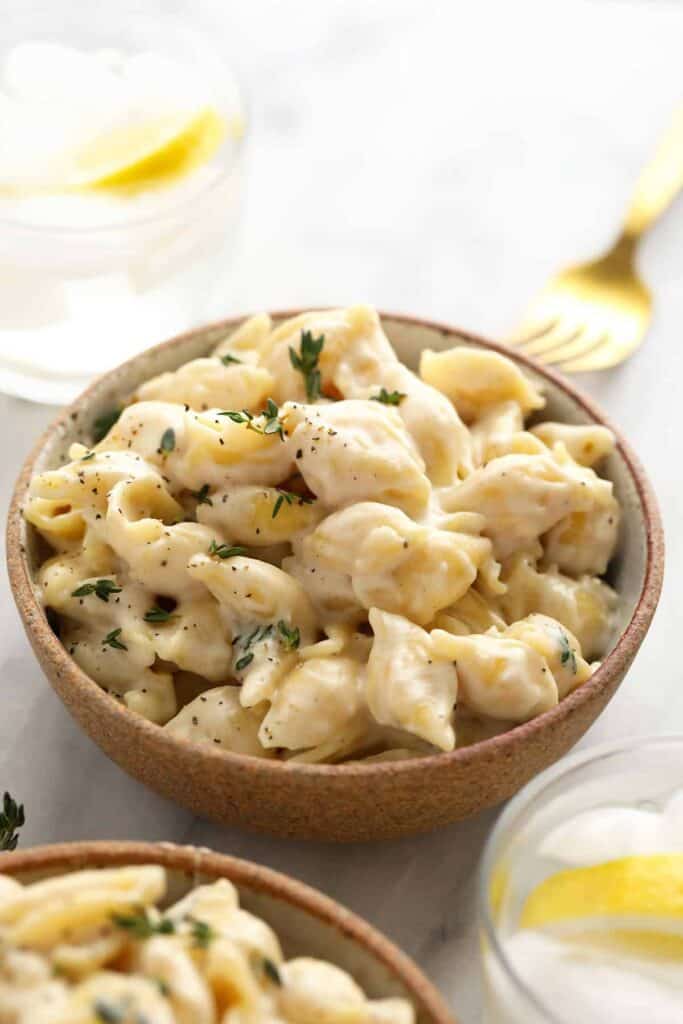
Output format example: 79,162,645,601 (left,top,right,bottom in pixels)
0,840,454,1024
7,308,663,839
